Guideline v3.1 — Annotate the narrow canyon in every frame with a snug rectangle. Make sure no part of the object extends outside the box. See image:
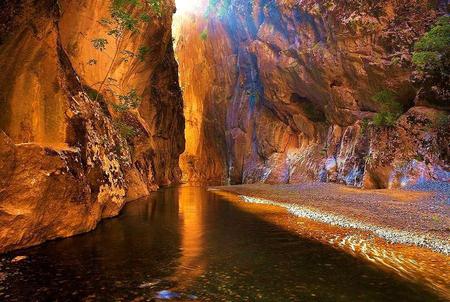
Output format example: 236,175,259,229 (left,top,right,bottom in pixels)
0,0,449,300
174,0,449,187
